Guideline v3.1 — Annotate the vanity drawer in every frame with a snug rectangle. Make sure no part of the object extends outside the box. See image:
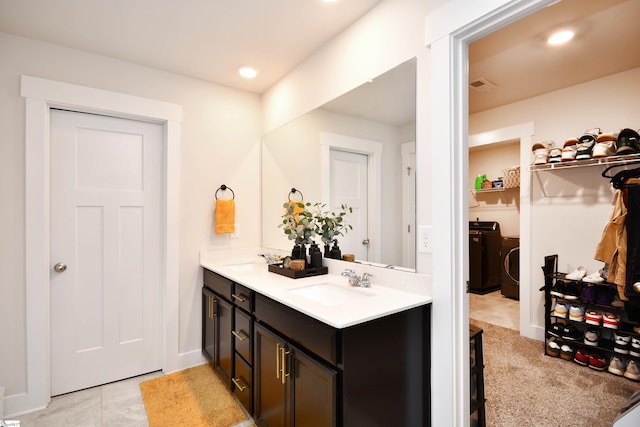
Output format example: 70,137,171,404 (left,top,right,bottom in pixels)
255,294,338,365
203,269,232,301
233,309,253,364
232,283,254,313
232,353,253,414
